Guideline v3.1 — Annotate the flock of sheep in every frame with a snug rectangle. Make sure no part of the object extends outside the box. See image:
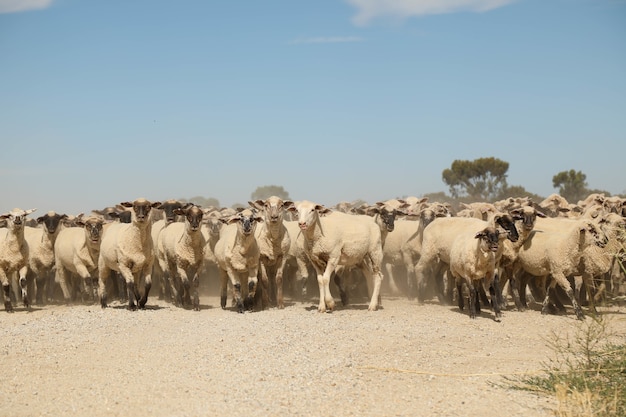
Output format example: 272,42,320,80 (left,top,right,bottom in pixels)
0,192,624,320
